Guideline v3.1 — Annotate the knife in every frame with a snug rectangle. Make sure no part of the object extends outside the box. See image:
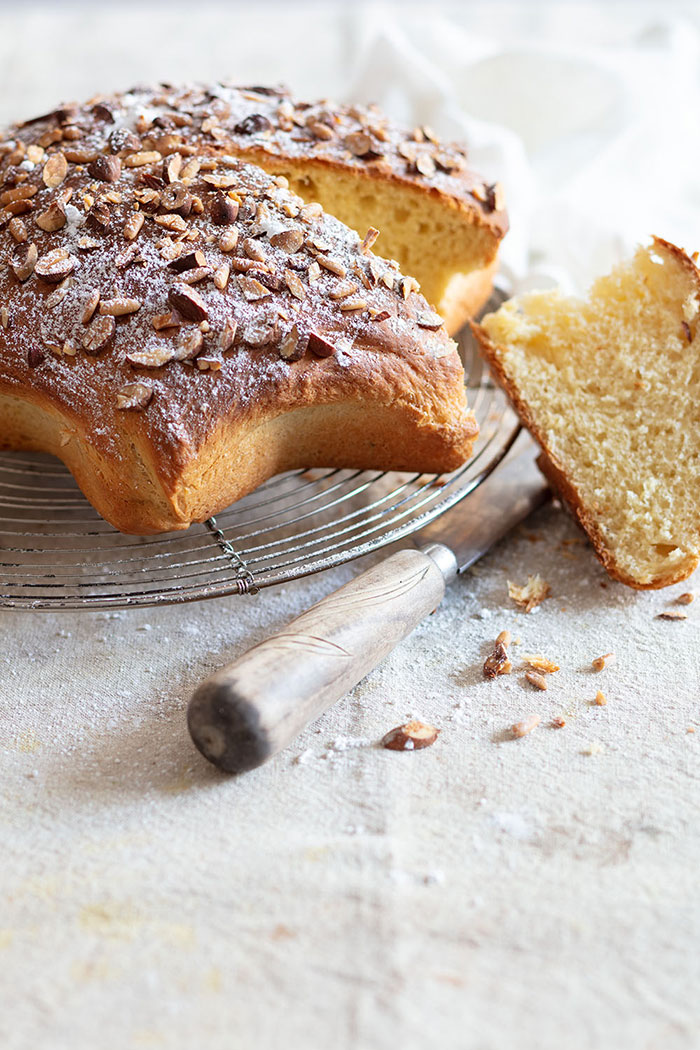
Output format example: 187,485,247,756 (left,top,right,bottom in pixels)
187,431,549,773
